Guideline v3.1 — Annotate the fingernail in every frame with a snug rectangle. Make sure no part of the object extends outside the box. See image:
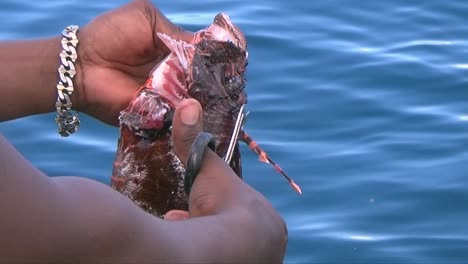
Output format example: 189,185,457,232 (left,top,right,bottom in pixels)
164,210,190,221
180,103,199,126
